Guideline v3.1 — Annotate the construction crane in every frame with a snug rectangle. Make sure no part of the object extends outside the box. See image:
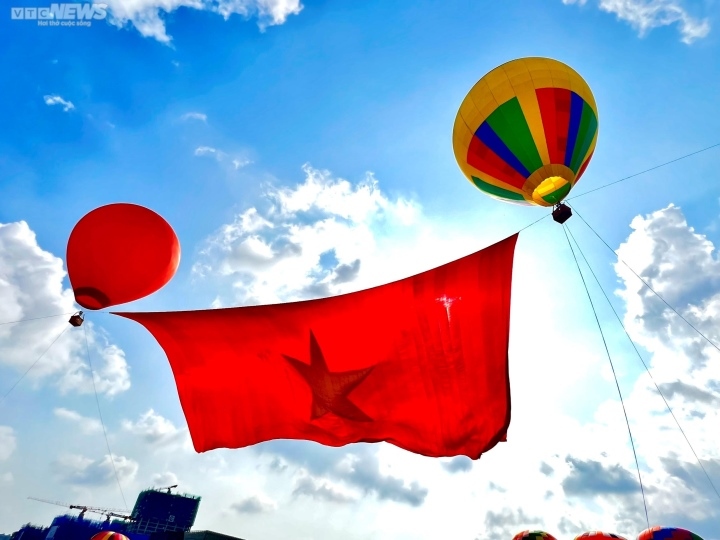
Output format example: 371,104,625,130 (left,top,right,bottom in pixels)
28,497,134,522
155,484,178,494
